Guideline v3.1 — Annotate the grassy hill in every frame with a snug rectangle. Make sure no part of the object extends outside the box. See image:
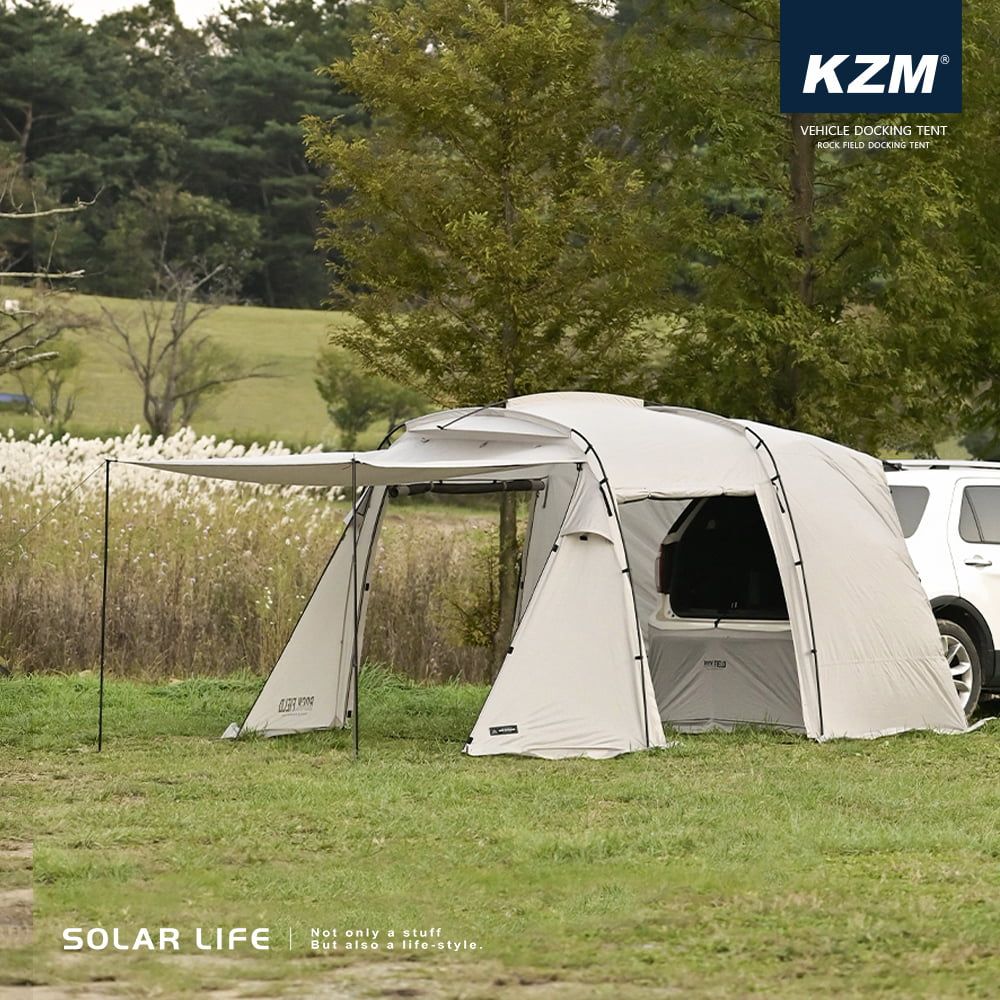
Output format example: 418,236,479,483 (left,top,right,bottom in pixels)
0,289,974,457
0,290,378,448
